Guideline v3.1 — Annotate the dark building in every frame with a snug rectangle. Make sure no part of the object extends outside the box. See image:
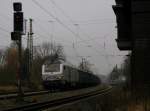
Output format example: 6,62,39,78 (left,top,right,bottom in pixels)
112,0,131,50
113,0,150,89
